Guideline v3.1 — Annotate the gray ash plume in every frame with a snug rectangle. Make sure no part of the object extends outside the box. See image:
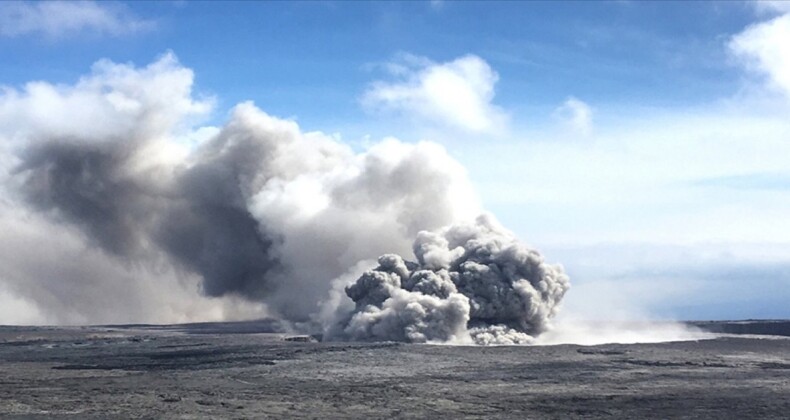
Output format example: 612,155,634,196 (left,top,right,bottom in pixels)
325,214,570,344
0,54,570,336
